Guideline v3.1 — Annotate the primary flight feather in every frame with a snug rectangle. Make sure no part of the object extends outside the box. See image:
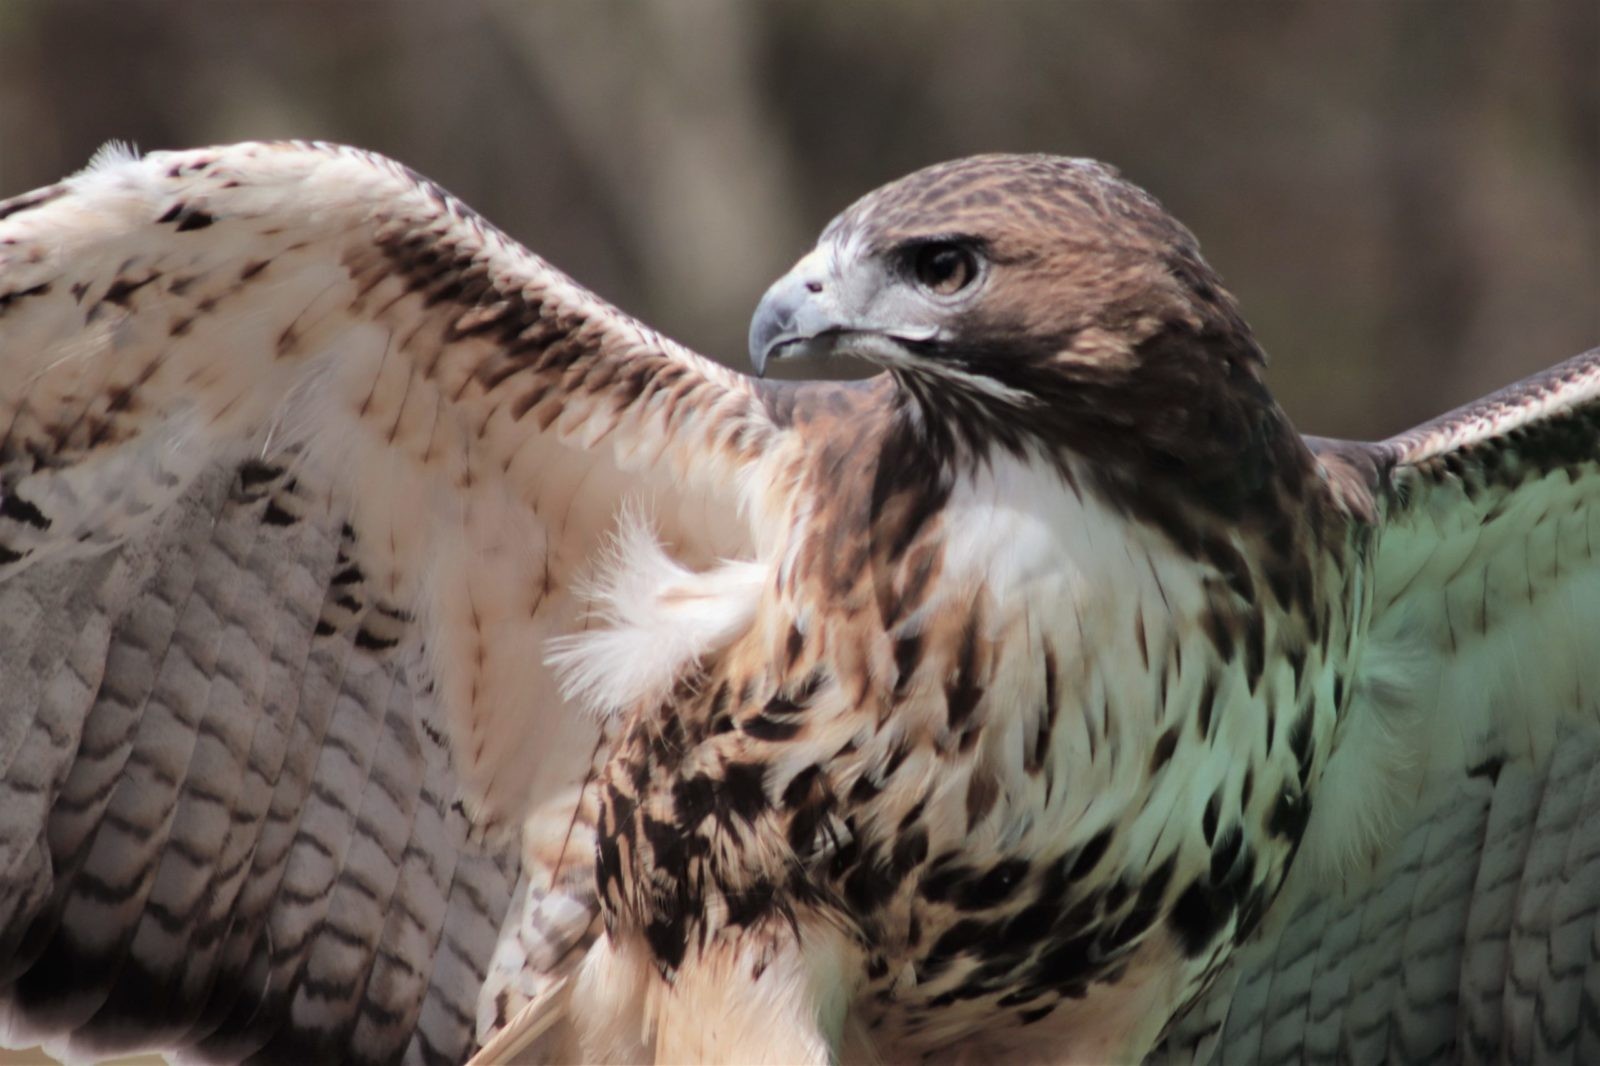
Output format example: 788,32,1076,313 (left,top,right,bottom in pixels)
0,142,1596,1064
